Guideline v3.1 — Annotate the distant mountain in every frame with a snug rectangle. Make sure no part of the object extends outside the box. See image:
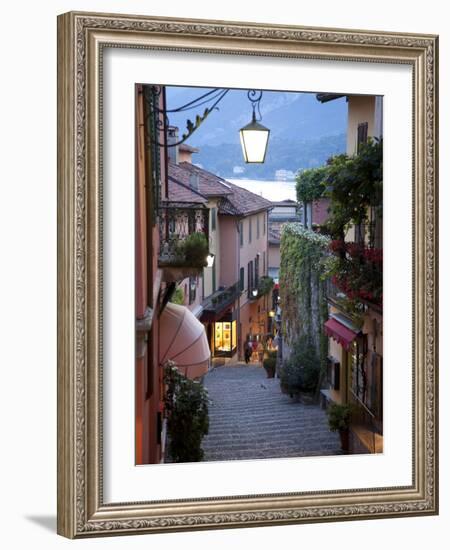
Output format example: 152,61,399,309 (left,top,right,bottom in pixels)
164,86,347,179
166,87,347,145
193,134,346,180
